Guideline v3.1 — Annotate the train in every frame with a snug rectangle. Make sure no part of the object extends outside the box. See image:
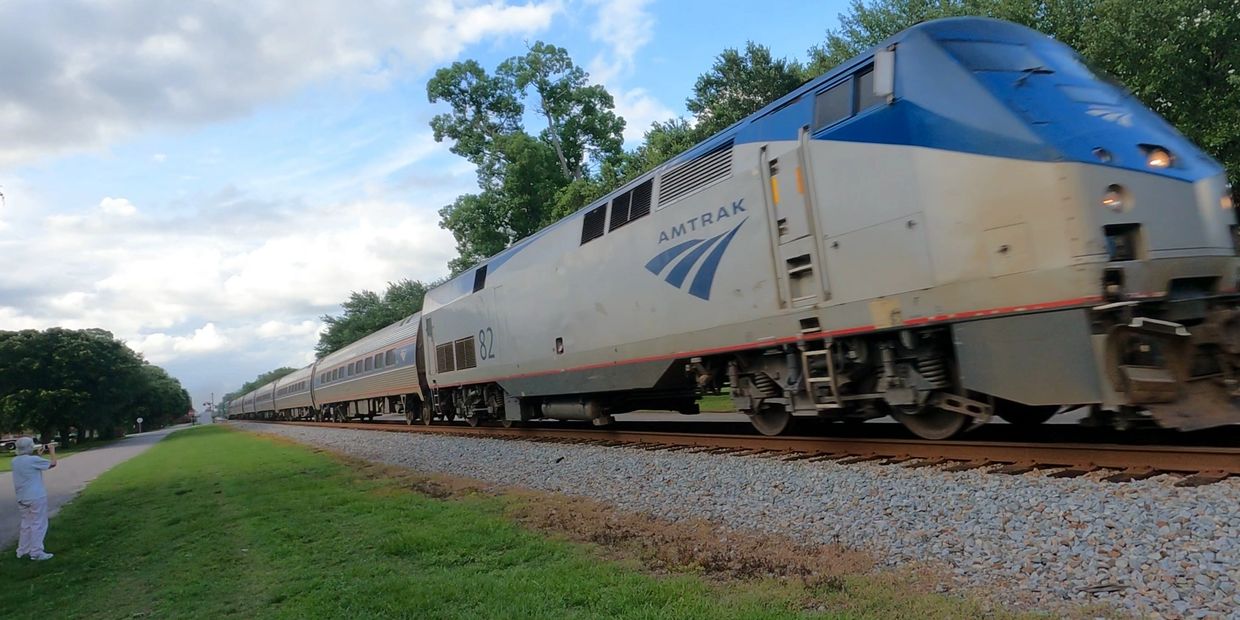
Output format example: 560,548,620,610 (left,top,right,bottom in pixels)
229,17,1239,440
